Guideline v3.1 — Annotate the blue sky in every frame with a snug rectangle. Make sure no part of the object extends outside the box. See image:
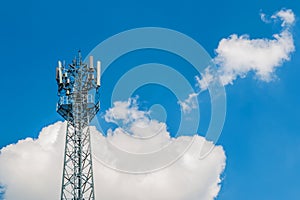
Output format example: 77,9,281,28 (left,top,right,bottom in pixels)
0,0,300,199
